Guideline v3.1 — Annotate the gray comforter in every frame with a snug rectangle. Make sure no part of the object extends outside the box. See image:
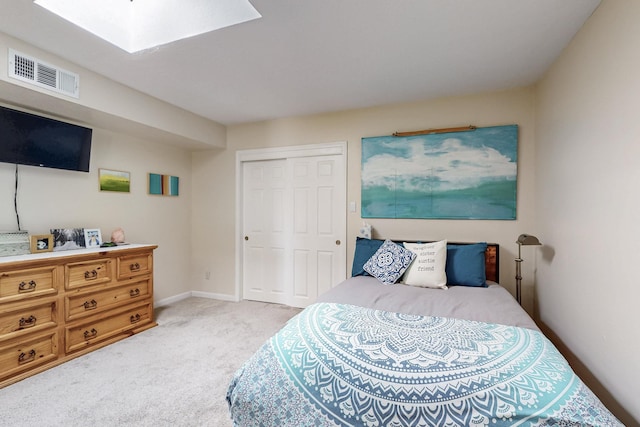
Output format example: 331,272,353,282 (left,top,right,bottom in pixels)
316,275,539,331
